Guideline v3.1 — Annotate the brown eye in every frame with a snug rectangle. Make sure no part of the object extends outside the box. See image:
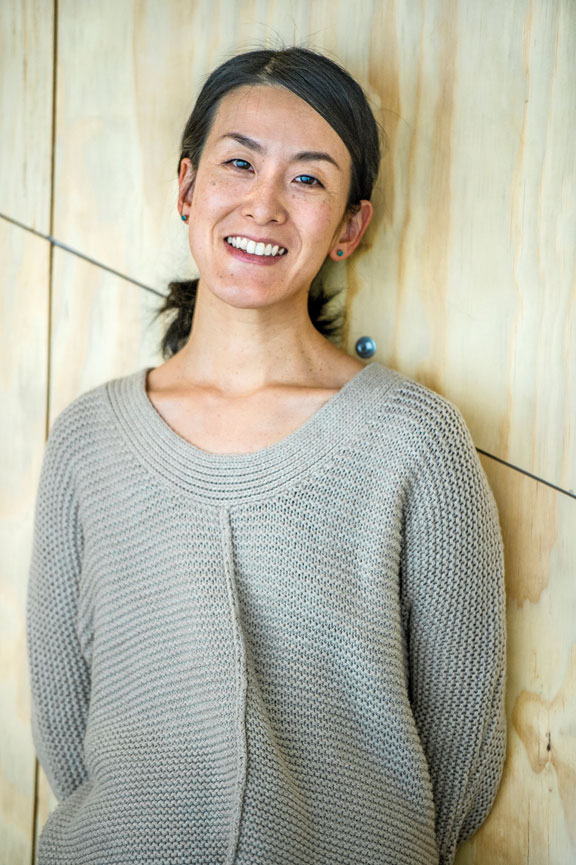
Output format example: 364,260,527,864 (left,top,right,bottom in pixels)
228,158,252,171
294,174,323,187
